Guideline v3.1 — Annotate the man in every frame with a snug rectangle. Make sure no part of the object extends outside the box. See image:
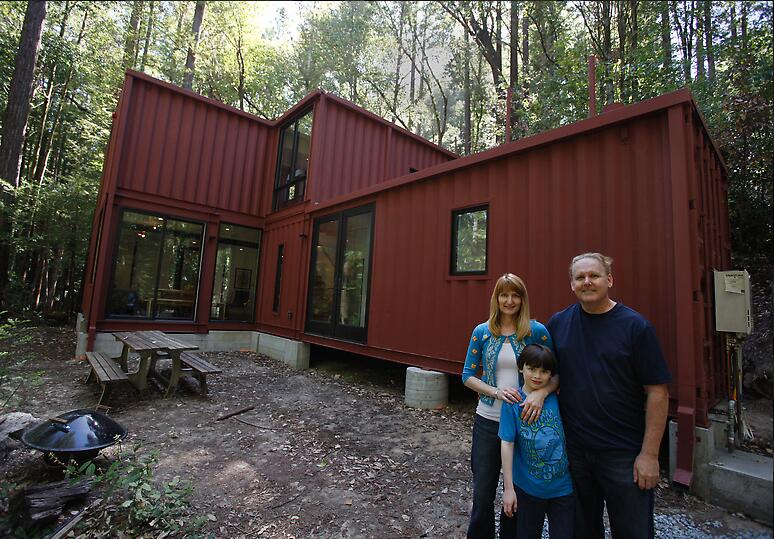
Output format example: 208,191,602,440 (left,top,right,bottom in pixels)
546,252,671,539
